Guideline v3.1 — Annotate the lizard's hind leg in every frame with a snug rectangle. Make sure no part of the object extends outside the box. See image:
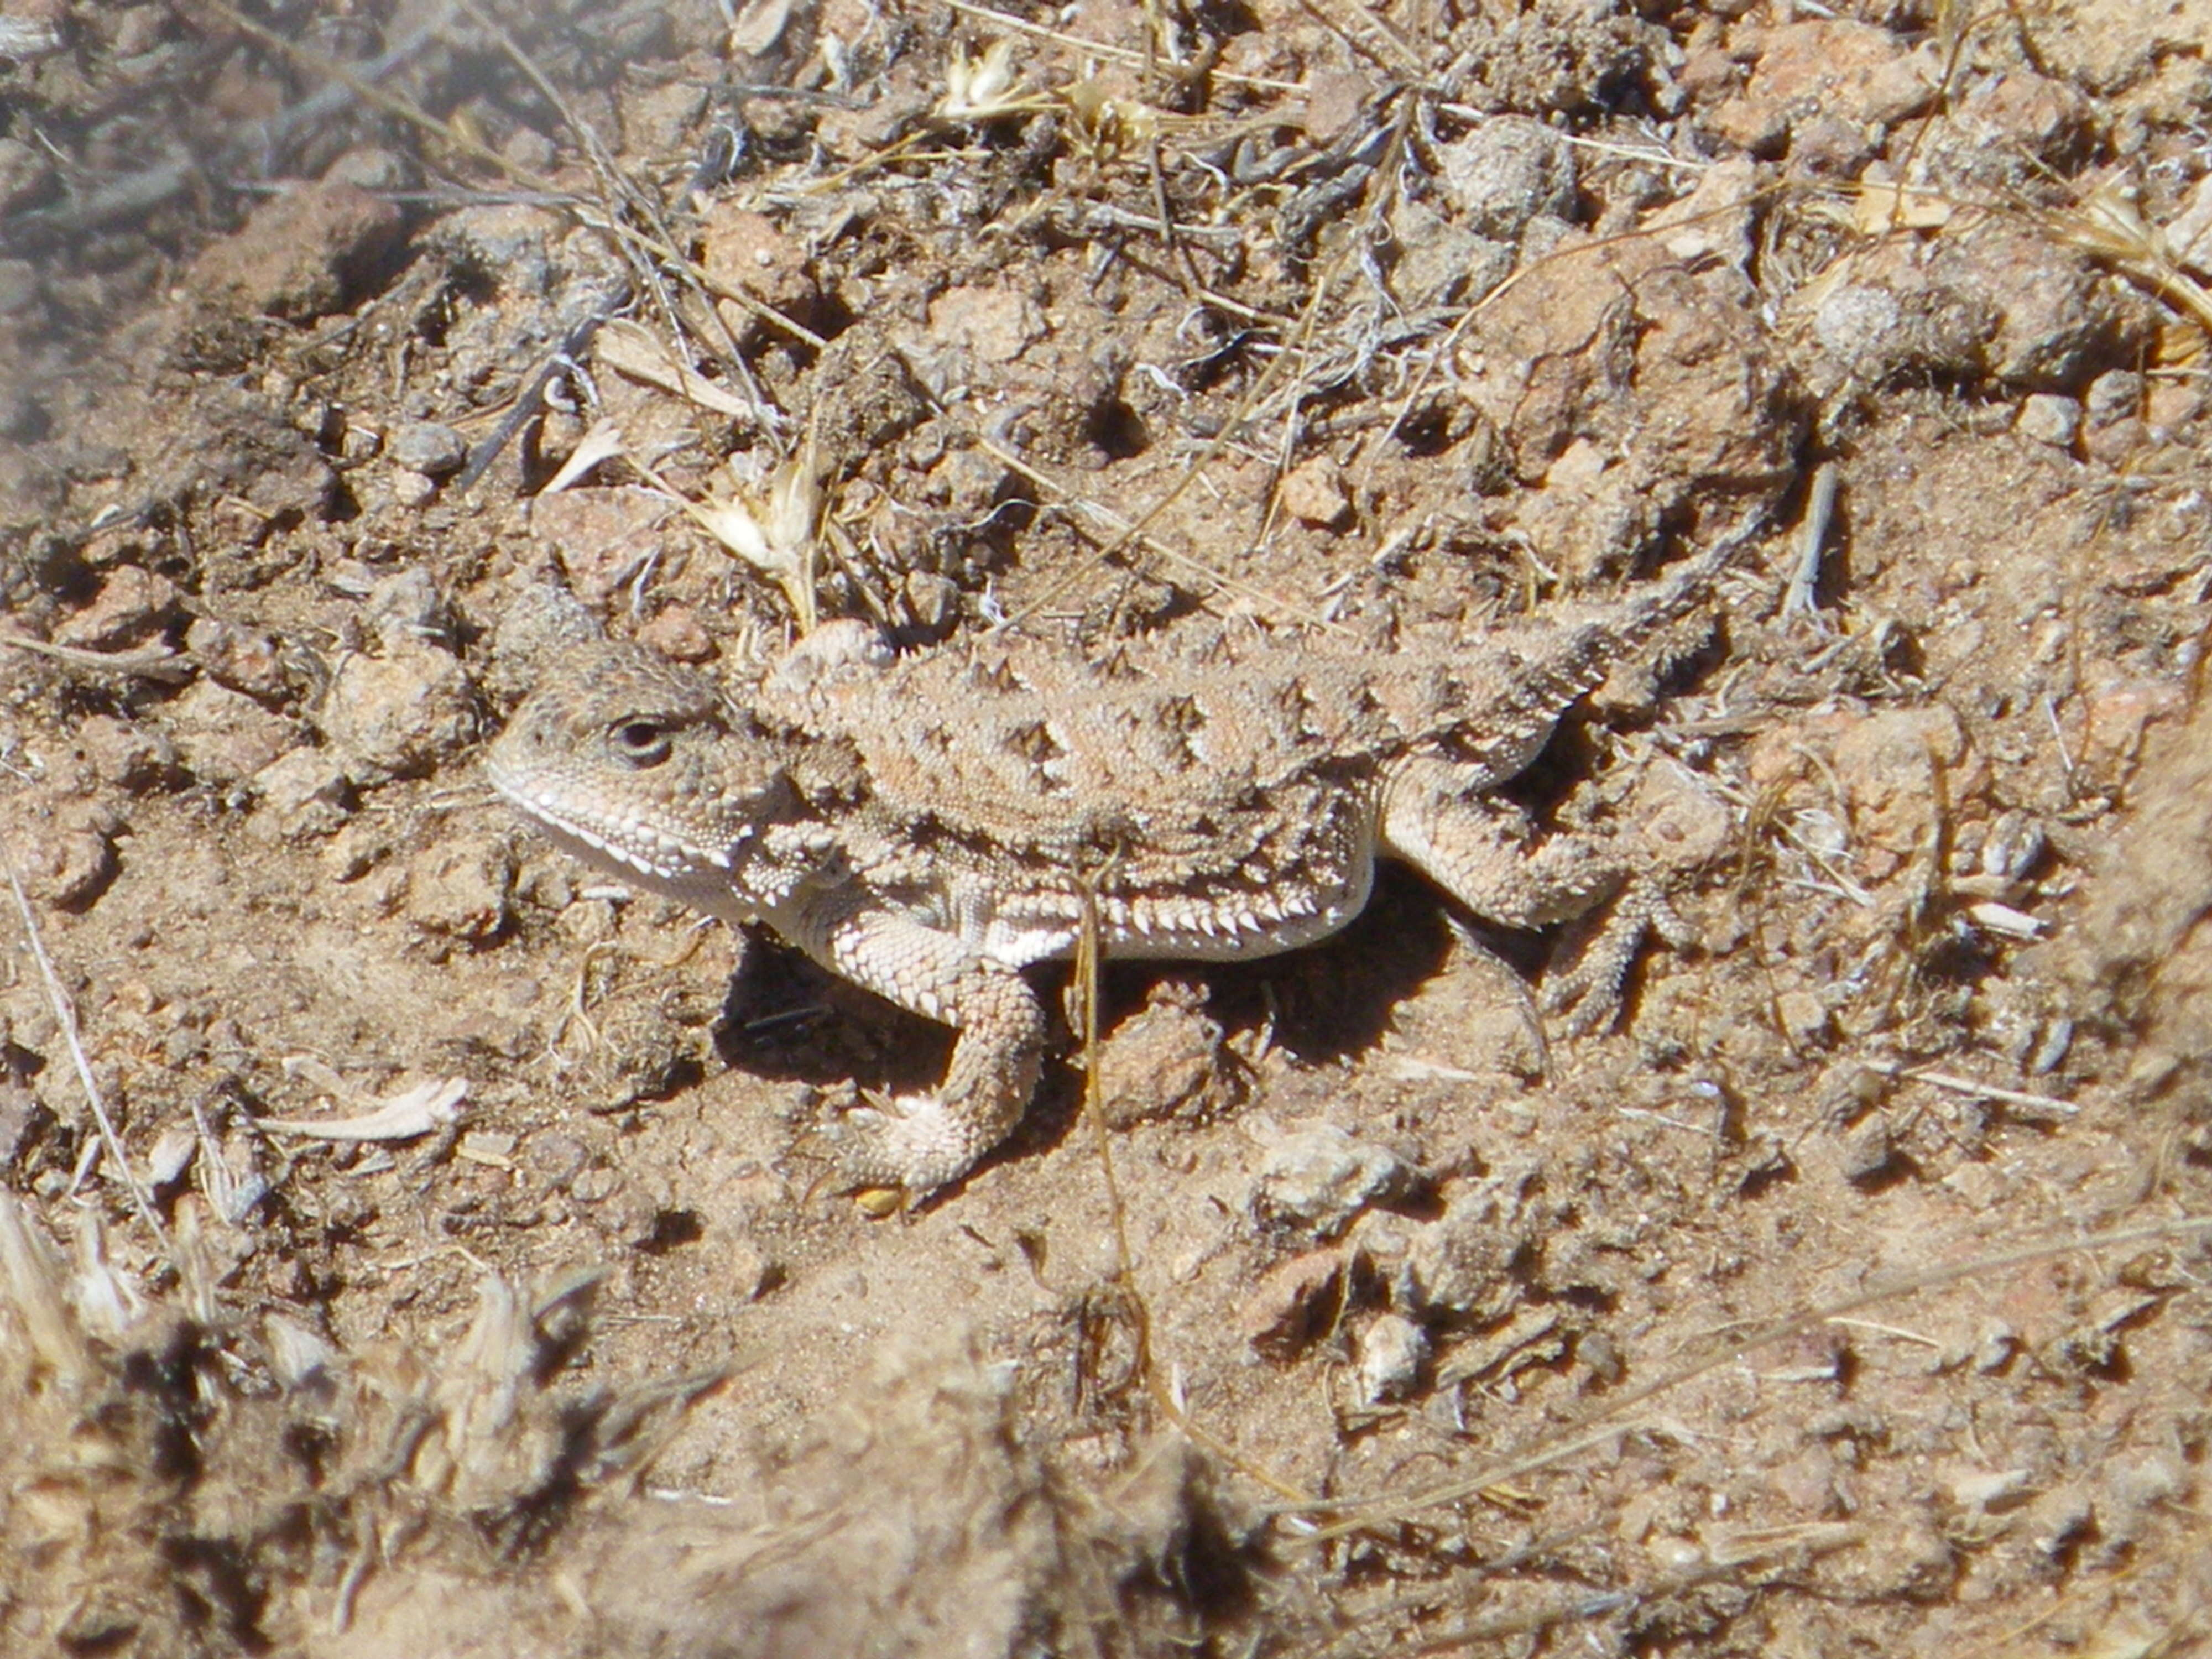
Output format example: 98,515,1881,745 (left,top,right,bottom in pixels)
1378,756,1653,1034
